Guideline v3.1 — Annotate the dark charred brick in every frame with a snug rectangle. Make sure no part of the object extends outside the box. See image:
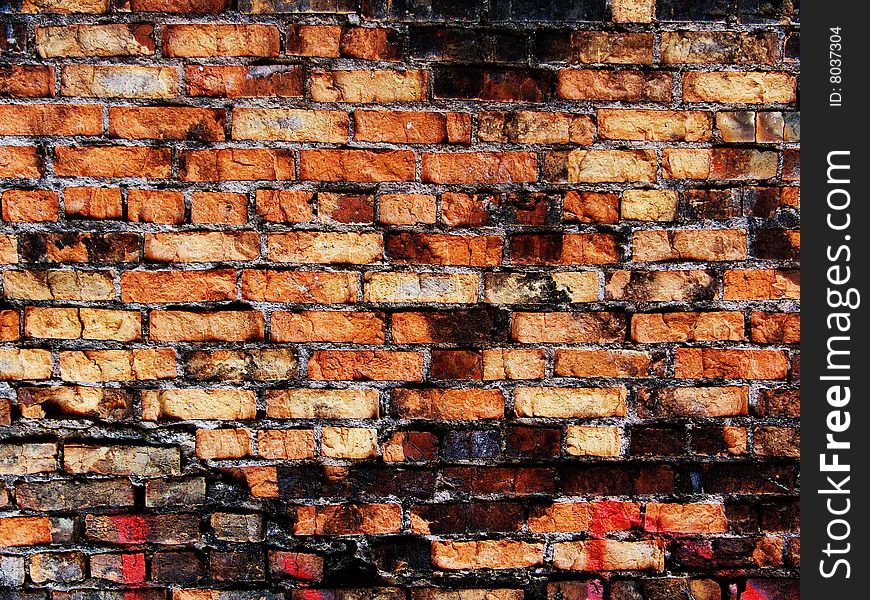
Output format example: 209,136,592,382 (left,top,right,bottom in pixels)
151,551,205,584
364,0,477,21
657,0,733,21
684,189,742,220
369,536,431,572
21,233,139,263
490,0,606,22
410,502,523,534
691,425,740,455
738,0,795,22
320,467,437,500
611,579,721,600
506,426,561,459
782,149,800,180
785,31,800,60
0,23,26,56
394,308,511,343
746,187,798,218
630,426,686,456
755,229,800,260
549,581,605,600
410,27,527,63
16,479,134,511
431,350,483,380
441,430,501,460
759,499,799,532
211,548,267,581
561,464,679,496
726,502,760,534
145,478,206,508
433,66,553,102
441,466,555,496
701,463,797,495
498,192,552,226
509,233,563,264
755,388,799,418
